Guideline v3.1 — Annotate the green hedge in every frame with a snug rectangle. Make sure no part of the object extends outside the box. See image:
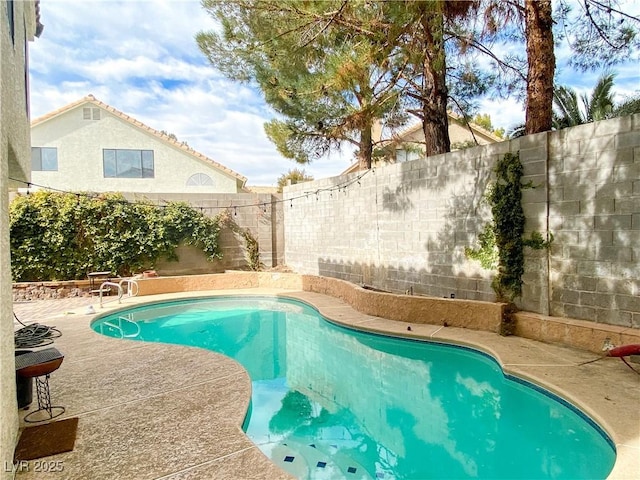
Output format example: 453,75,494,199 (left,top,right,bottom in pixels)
10,191,222,281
